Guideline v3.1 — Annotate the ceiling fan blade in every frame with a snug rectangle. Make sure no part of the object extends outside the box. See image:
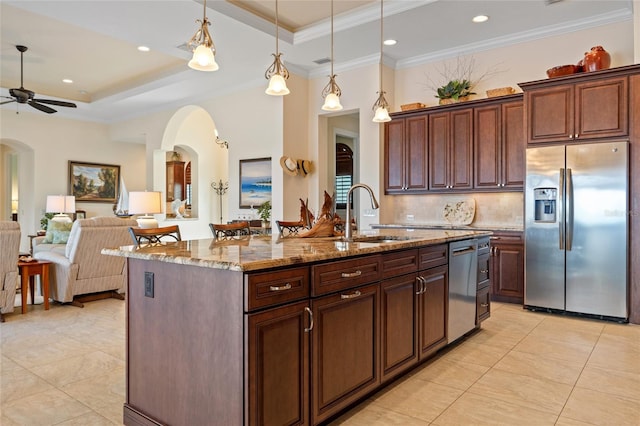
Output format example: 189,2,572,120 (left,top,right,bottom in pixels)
32,98,77,108
0,99,17,105
28,100,57,114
